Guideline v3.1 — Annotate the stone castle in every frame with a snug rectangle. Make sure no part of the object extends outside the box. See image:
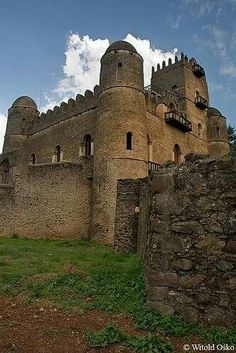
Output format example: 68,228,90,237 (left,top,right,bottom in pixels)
0,40,230,244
